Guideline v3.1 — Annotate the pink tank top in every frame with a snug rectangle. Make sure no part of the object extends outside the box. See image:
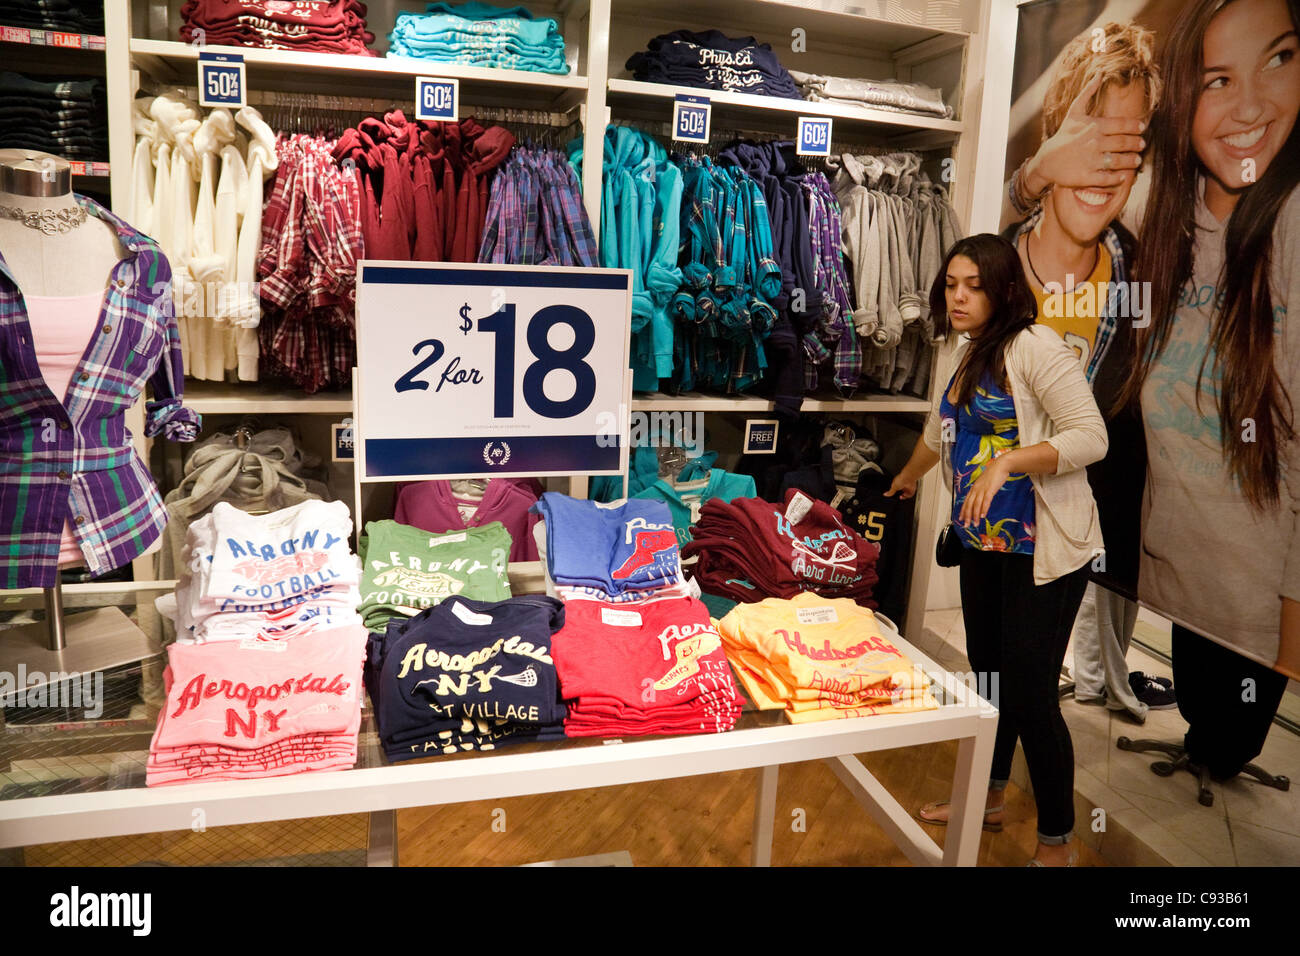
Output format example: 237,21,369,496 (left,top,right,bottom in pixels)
26,291,105,568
